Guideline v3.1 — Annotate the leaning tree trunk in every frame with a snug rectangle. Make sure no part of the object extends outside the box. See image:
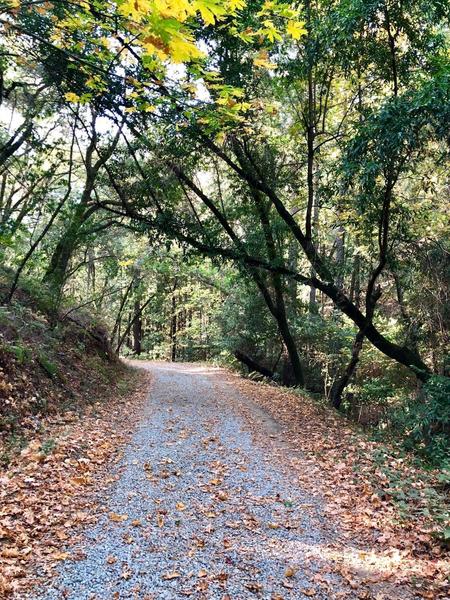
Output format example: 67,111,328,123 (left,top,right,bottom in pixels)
43,114,122,302
234,350,275,380
42,220,80,300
